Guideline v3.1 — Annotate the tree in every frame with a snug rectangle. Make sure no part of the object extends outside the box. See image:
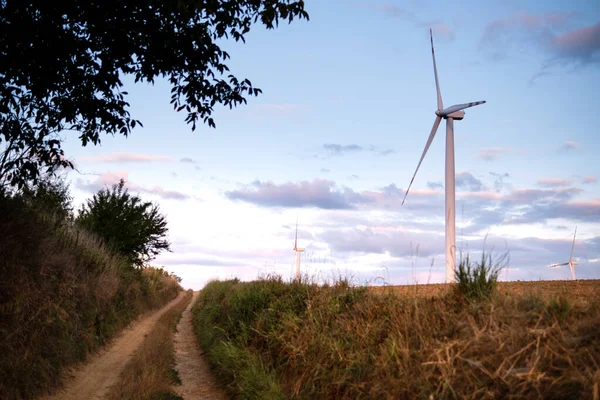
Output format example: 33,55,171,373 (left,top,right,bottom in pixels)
0,0,309,188
20,172,74,222
76,179,171,268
